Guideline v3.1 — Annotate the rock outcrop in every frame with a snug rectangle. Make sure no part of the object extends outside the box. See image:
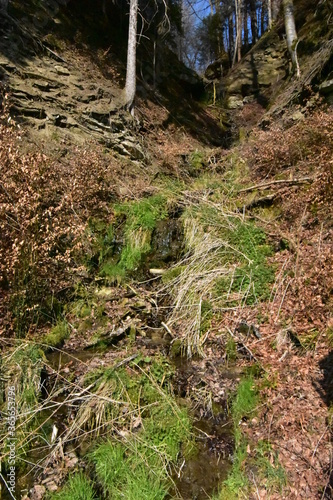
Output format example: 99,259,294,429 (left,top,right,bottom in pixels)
0,12,146,160
222,30,287,109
